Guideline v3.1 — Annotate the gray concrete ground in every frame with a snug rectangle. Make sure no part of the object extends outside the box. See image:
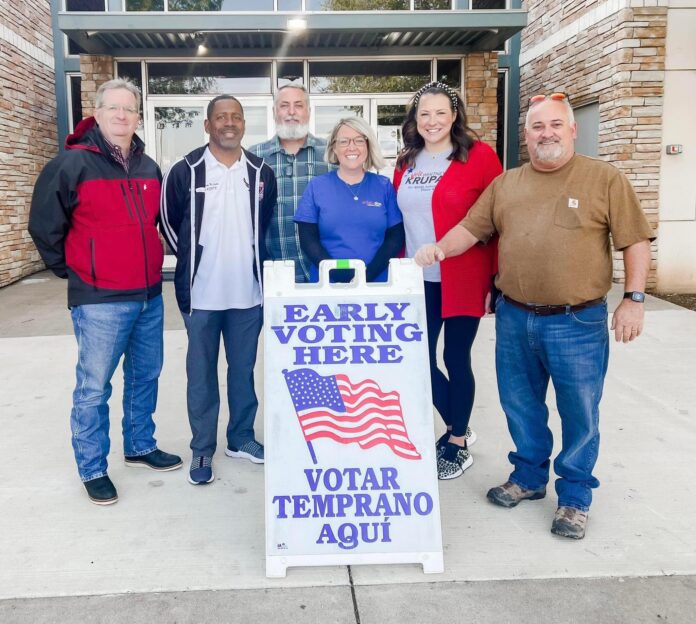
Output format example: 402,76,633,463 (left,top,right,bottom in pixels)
1,271,695,623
